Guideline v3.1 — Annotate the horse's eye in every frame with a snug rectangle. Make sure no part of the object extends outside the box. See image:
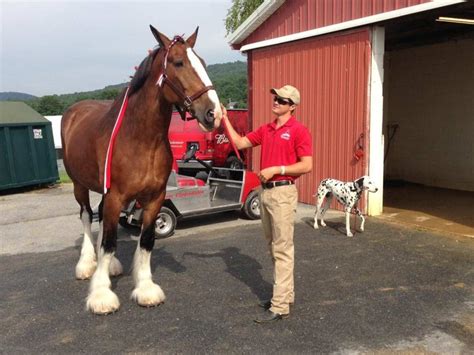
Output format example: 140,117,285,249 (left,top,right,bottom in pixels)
174,60,184,68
